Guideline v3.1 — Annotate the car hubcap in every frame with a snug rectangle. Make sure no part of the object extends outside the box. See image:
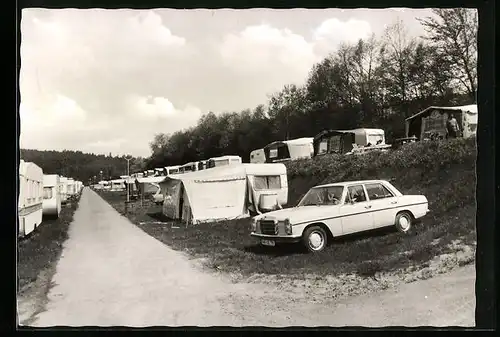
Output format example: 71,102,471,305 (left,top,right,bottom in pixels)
399,216,410,231
309,232,324,250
